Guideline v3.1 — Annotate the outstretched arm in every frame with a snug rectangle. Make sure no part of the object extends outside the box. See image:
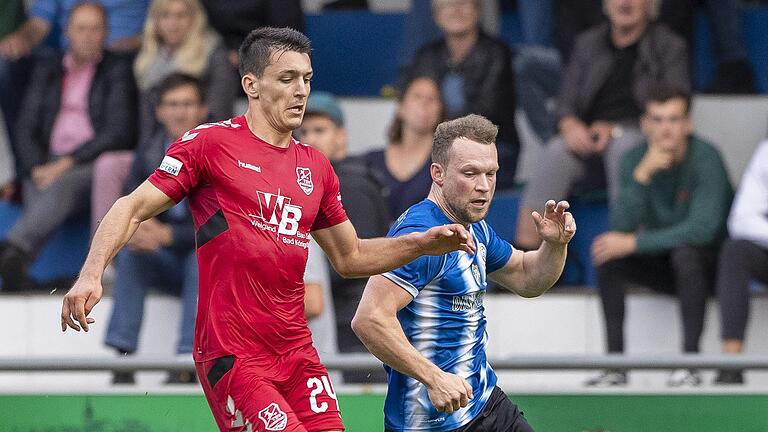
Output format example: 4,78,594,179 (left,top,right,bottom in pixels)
311,220,474,278
60,181,176,332
491,200,576,297
352,276,473,414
